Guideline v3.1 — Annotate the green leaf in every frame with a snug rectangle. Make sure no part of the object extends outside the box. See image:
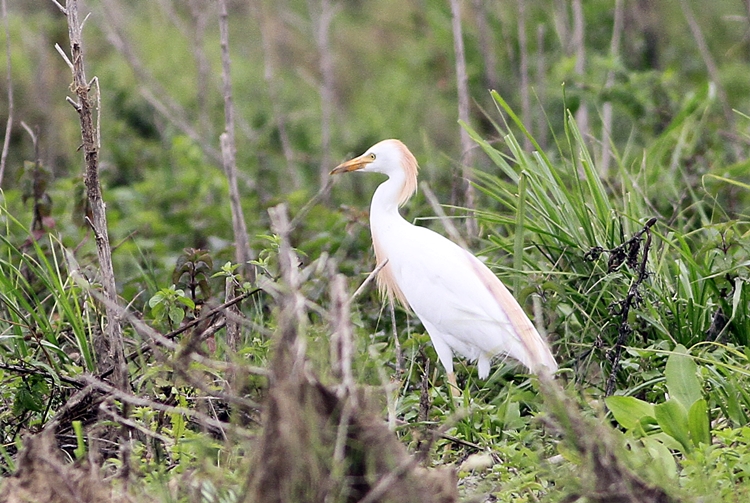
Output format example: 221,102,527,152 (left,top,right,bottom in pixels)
665,344,702,409
641,436,678,480
177,296,196,309
606,395,655,430
148,292,165,307
169,306,185,324
688,398,710,446
654,399,692,453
